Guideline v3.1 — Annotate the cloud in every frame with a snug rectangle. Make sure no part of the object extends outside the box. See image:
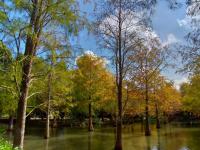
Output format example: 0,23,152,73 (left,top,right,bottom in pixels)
99,10,160,47
177,17,190,28
174,77,188,90
84,50,96,56
75,50,110,66
177,13,200,29
162,33,179,46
